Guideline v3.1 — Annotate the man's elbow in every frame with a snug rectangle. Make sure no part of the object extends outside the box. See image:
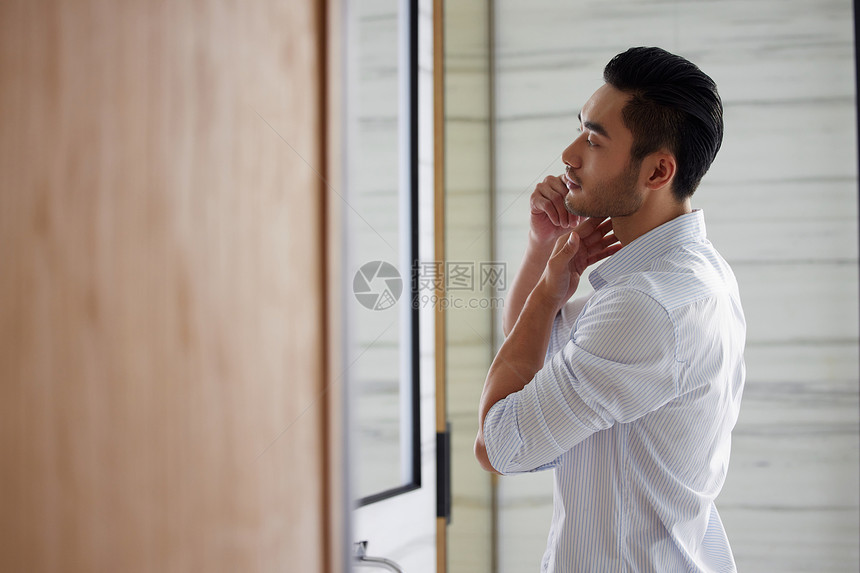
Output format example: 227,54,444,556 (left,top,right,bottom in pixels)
474,431,501,475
